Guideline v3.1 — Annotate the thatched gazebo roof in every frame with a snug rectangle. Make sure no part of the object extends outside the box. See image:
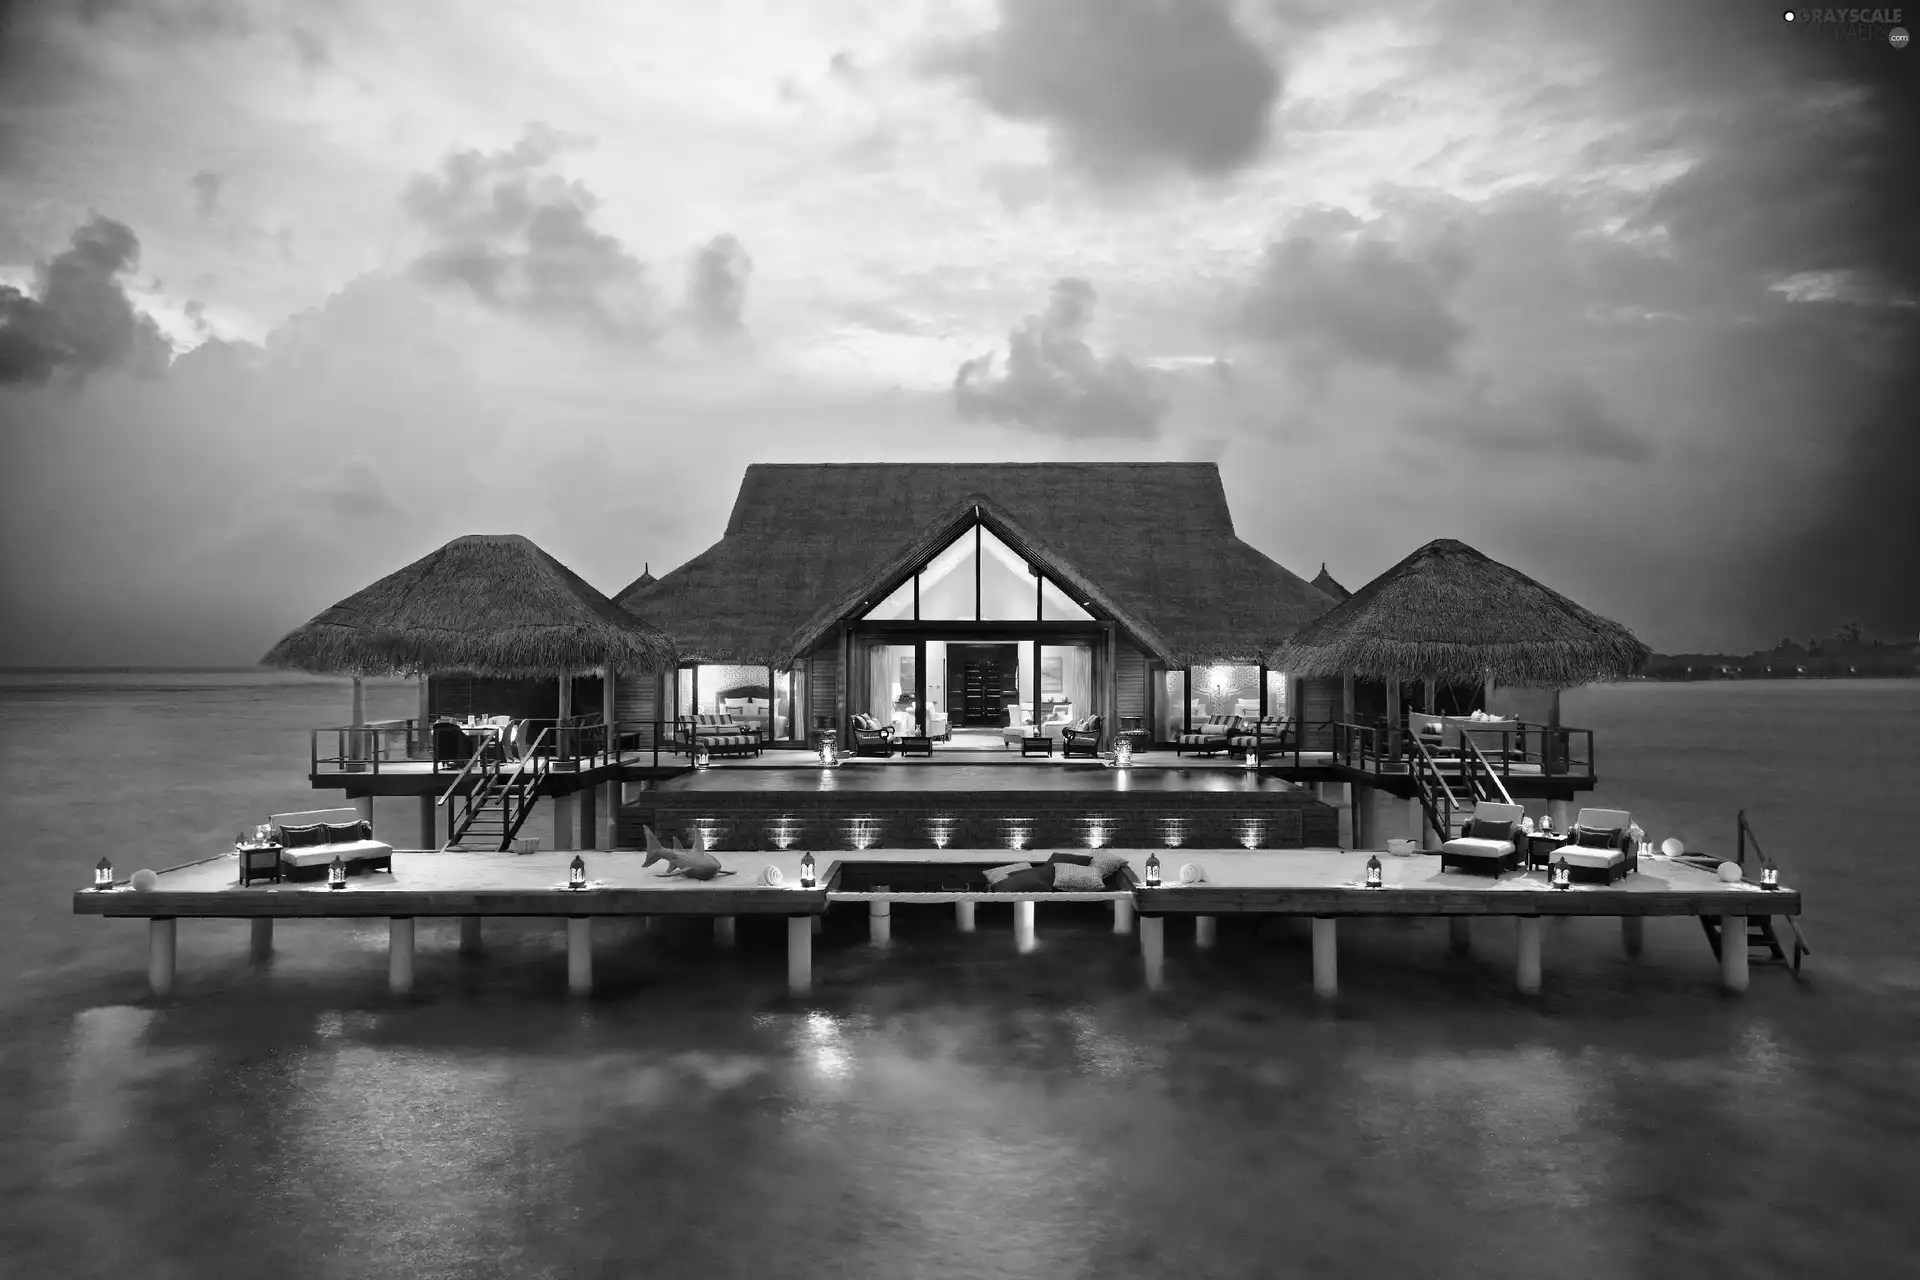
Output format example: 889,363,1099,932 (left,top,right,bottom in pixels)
1310,563,1351,601
615,563,656,599
1266,538,1650,687
261,534,678,678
